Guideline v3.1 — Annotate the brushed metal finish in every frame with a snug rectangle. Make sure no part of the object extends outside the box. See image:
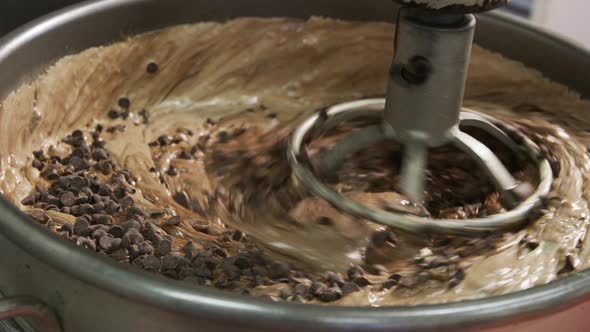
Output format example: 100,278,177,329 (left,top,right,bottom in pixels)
0,1,589,331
